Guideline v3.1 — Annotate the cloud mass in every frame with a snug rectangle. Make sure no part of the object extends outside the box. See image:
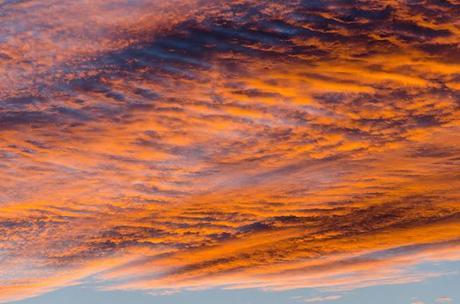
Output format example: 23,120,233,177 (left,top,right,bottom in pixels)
1,0,460,302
